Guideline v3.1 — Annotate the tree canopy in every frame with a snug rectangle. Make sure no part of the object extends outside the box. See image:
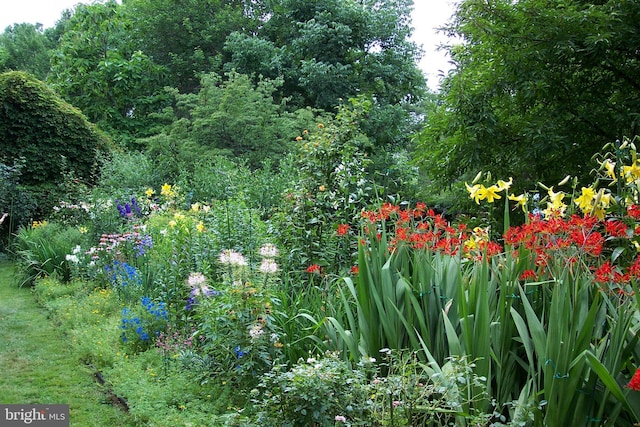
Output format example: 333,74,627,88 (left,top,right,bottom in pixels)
0,23,52,80
417,0,640,190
